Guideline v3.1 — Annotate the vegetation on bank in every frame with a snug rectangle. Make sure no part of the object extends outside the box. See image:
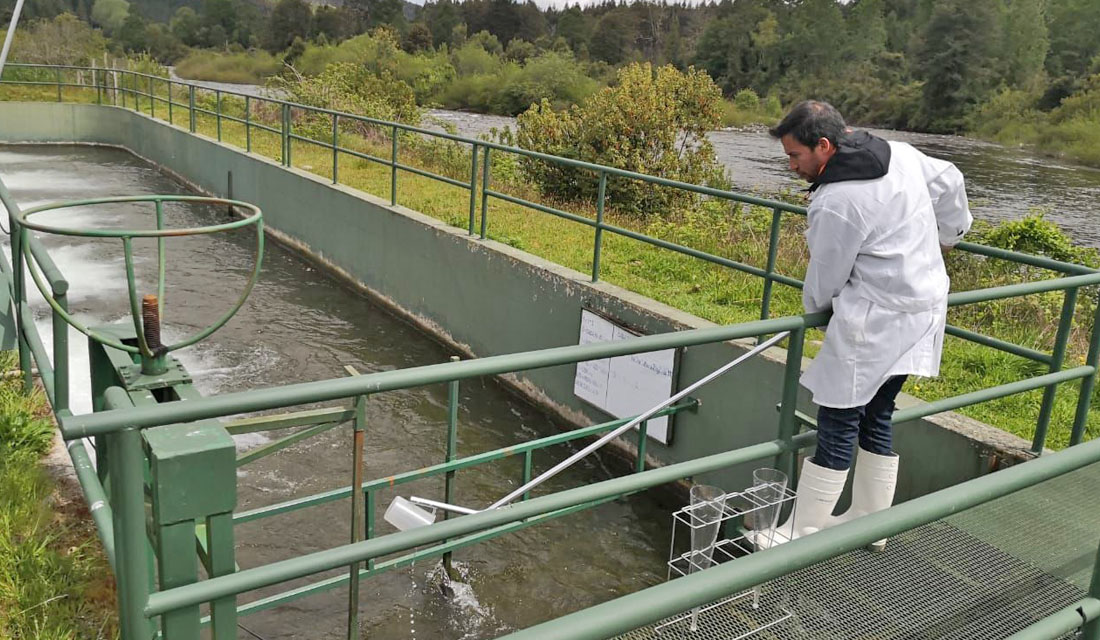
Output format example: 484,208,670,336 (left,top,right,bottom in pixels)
5,73,1096,449
0,351,117,638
